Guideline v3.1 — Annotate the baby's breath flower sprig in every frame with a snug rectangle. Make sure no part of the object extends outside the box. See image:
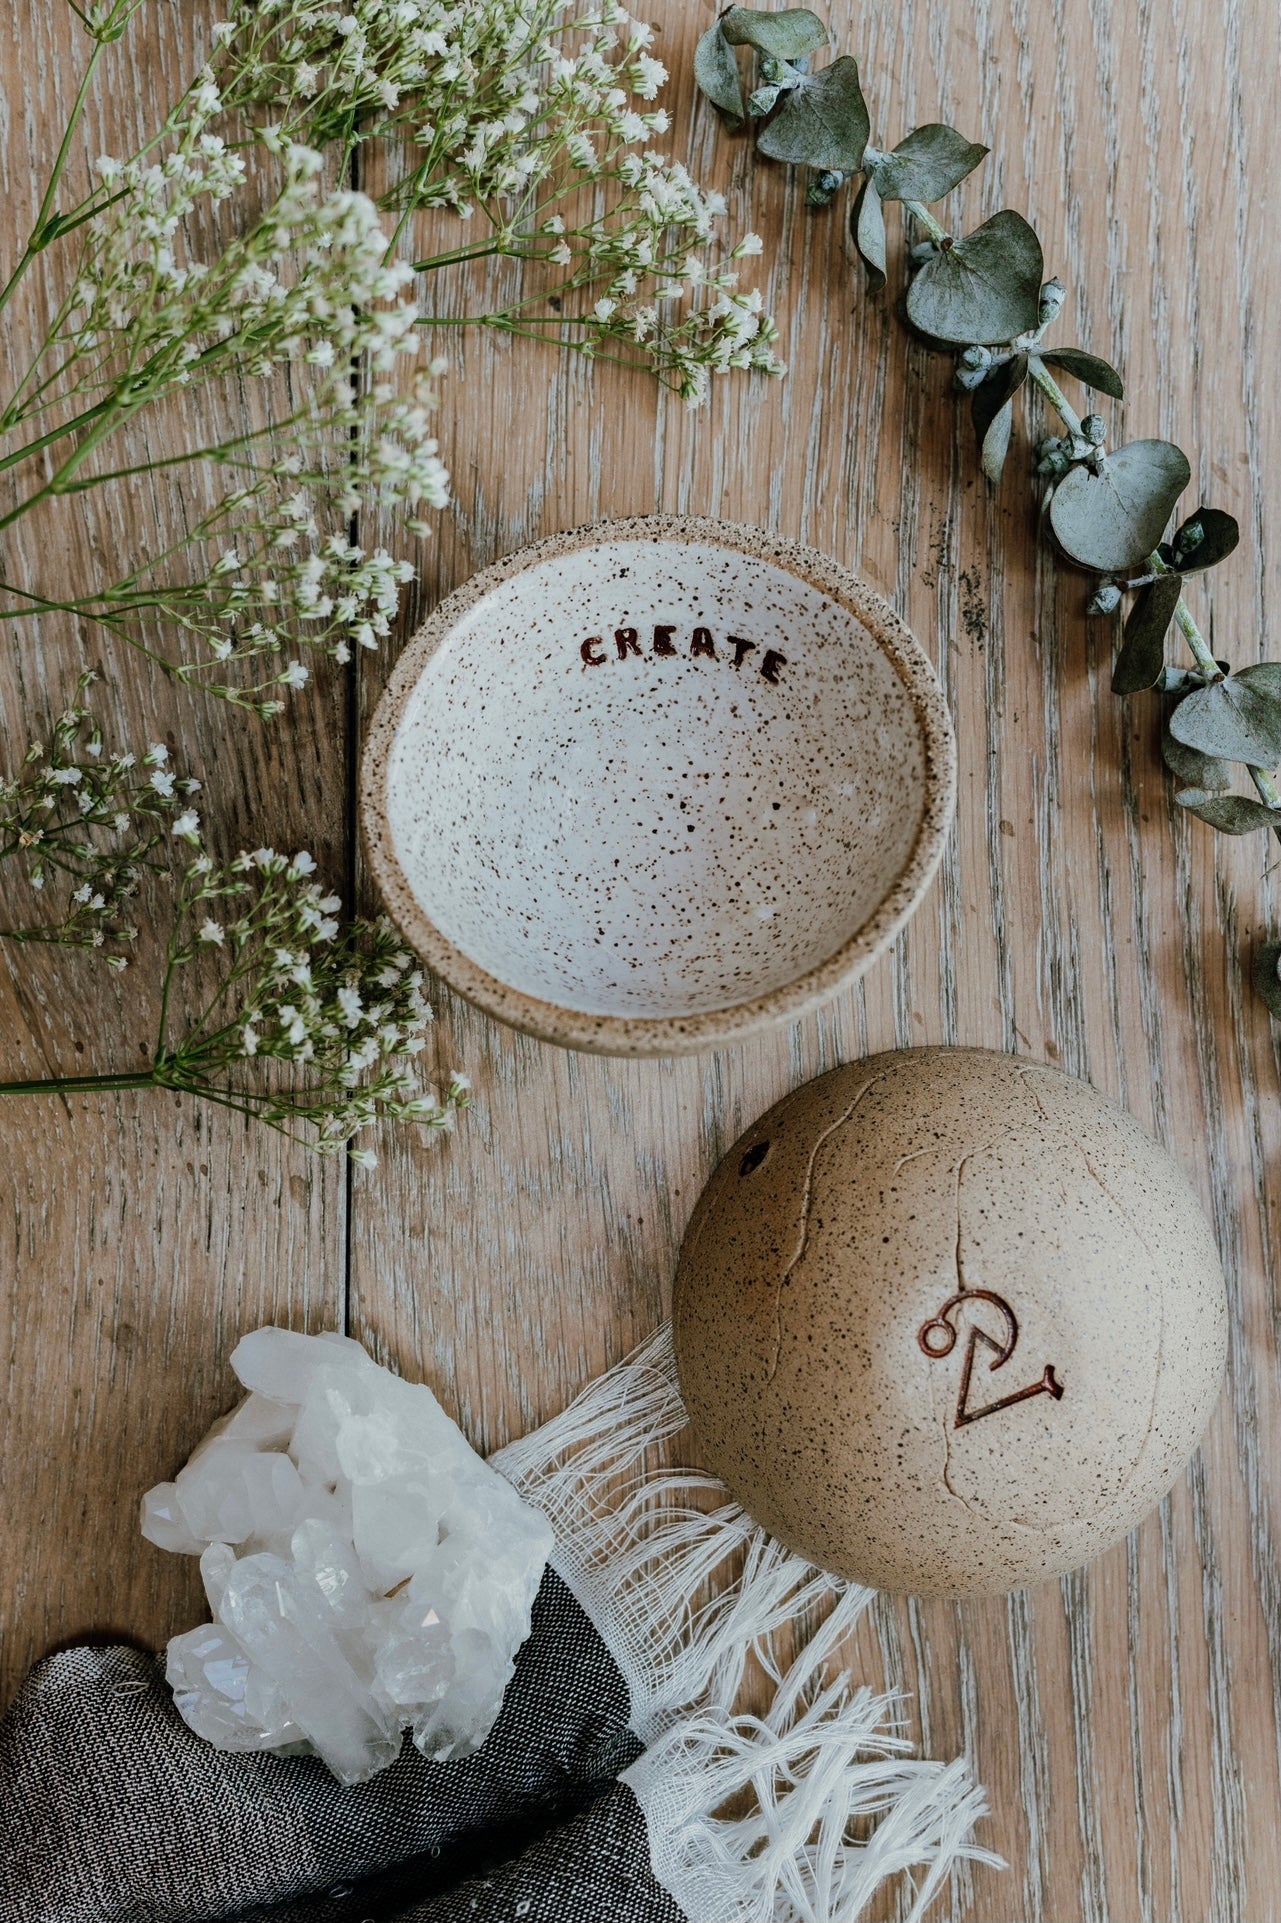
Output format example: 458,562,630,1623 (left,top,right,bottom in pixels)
0,112,423,502
0,0,778,719
205,0,784,405
140,838,469,1159
417,175,780,407
0,683,466,1155
0,90,449,703
81,472,423,715
694,2,1281,1018
0,672,197,962
0,813,468,1161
